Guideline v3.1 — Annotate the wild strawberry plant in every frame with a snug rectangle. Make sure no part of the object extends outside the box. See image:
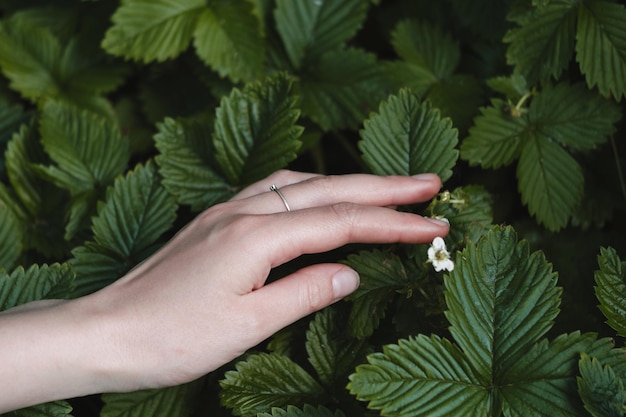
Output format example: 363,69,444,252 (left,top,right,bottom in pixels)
0,0,625,416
